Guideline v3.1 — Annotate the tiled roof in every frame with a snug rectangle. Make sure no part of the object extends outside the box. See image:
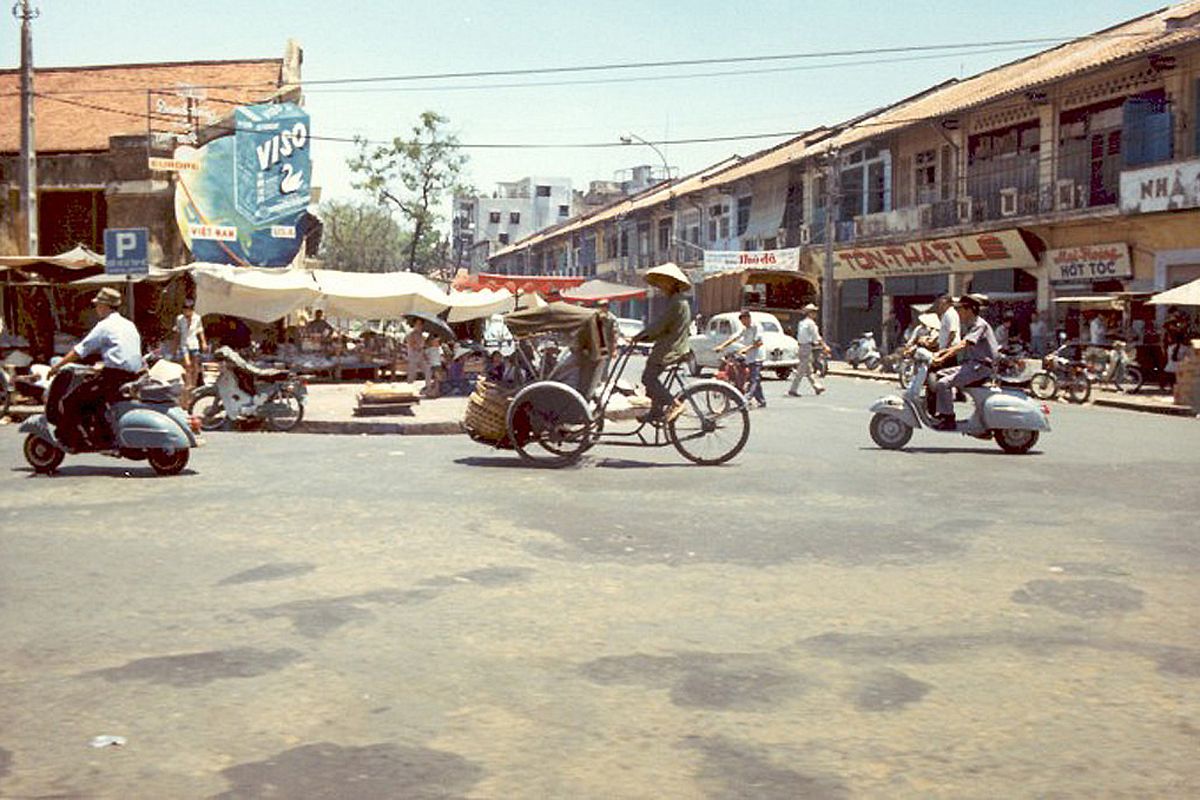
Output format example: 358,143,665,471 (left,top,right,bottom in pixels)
0,59,285,153
491,1,1200,260
813,1,1200,154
